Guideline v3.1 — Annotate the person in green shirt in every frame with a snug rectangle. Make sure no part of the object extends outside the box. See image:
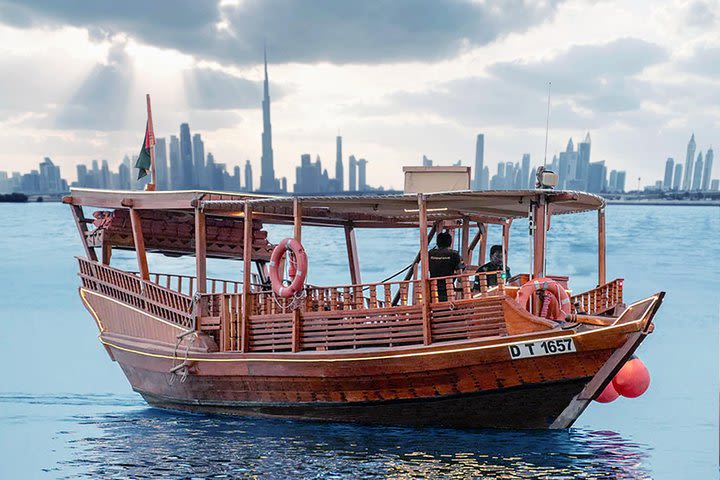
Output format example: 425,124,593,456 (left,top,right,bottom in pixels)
475,244,510,289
